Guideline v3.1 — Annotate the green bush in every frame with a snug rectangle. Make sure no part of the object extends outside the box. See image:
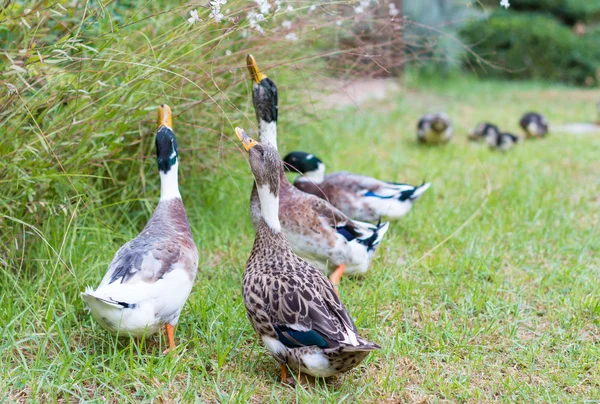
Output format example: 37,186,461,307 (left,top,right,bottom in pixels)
479,0,600,24
460,11,600,86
